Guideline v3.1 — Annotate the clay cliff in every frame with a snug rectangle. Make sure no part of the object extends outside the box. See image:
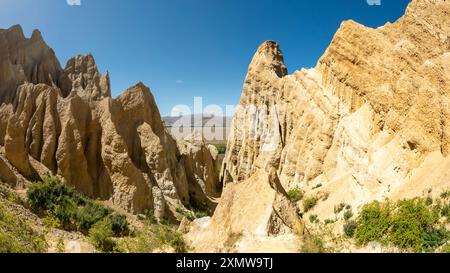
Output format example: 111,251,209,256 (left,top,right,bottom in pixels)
0,25,219,219
188,0,450,252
